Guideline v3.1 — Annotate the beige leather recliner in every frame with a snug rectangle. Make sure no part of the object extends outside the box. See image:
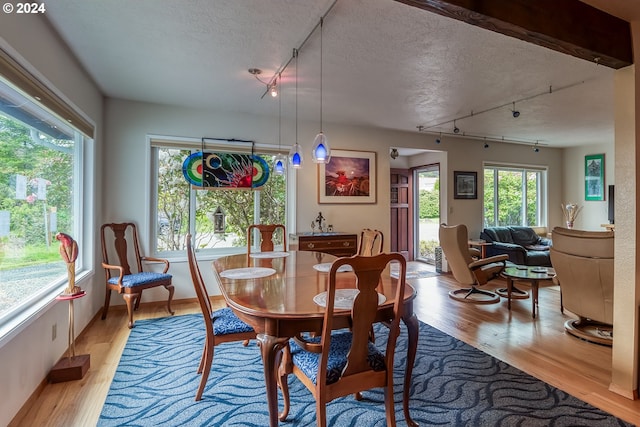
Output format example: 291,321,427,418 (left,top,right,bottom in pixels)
550,227,614,345
439,223,507,304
